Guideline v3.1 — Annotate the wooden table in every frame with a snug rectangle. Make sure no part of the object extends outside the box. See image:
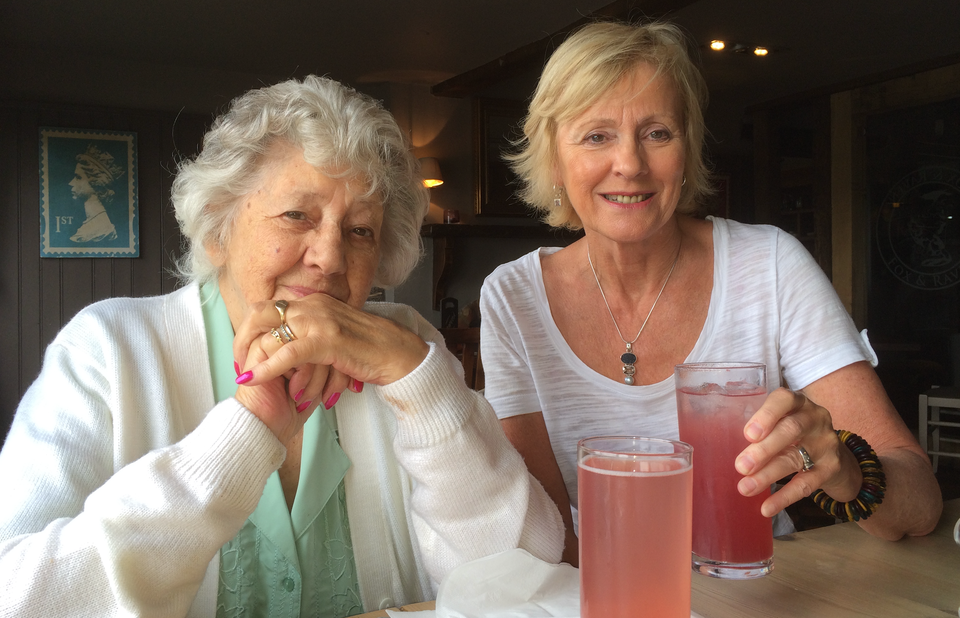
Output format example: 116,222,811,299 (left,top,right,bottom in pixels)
691,498,960,617
354,499,960,617
351,600,435,617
